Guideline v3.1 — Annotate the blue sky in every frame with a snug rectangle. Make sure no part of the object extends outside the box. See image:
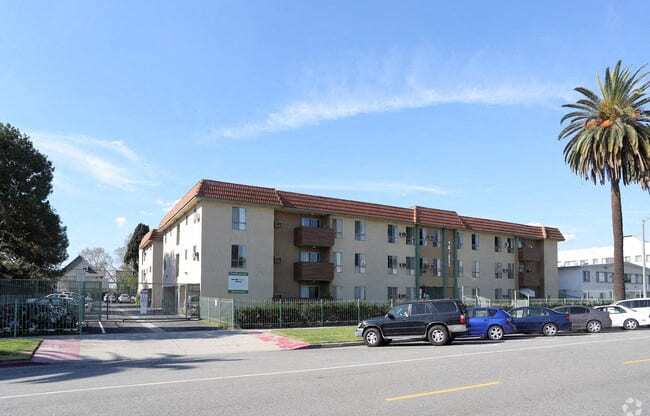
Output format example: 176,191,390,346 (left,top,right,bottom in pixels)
2,1,650,263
